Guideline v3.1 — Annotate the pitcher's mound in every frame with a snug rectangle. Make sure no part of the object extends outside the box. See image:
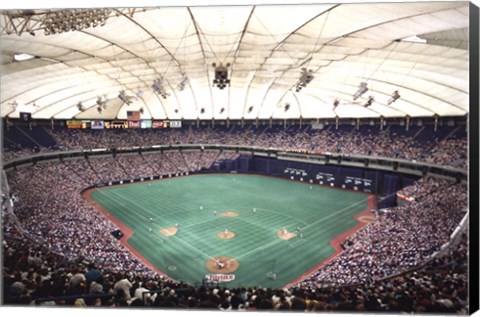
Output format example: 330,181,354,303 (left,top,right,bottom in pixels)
206,256,239,273
160,226,178,237
219,211,239,217
277,230,297,240
217,231,236,239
